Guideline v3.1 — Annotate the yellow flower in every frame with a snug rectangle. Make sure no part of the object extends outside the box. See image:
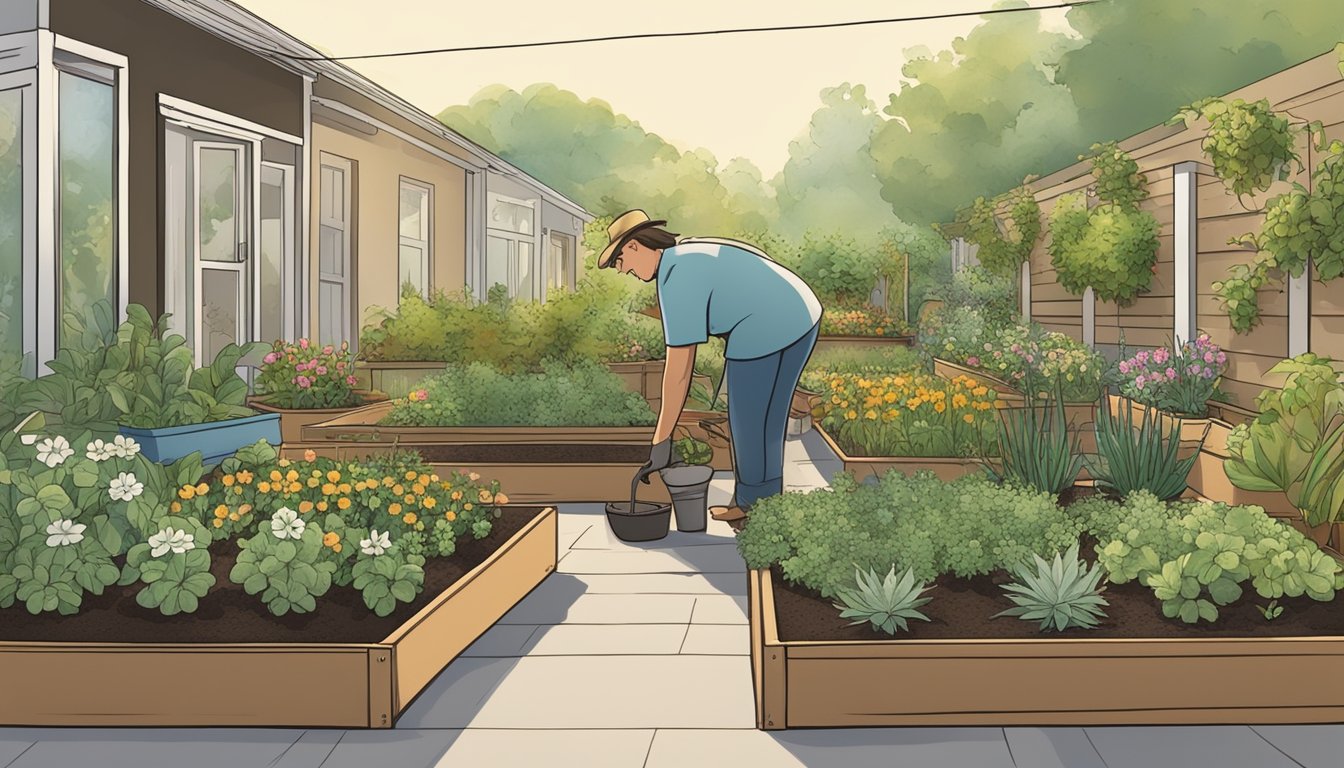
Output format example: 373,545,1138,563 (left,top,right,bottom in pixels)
864,409,877,420
288,482,303,494
269,470,282,483
234,486,245,496
339,483,351,494
952,393,969,409
307,477,320,488
388,502,403,516
382,476,395,488
214,505,229,519
412,483,425,495
478,488,495,503
278,458,291,468
404,493,416,505
237,470,254,484
322,483,337,495
221,474,236,487
327,470,341,483
451,490,463,501
430,473,440,483
469,472,481,482
228,512,240,522
404,470,417,481
445,510,457,521
883,391,898,404
213,518,224,528
332,542,343,553
258,481,271,494
323,532,340,547
845,409,858,421
316,500,329,512
423,497,437,509
963,413,975,423
402,512,418,525
299,500,315,514
392,484,404,496
170,501,182,513
417,473,430,485
285,469,299,482
464,502,473,511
